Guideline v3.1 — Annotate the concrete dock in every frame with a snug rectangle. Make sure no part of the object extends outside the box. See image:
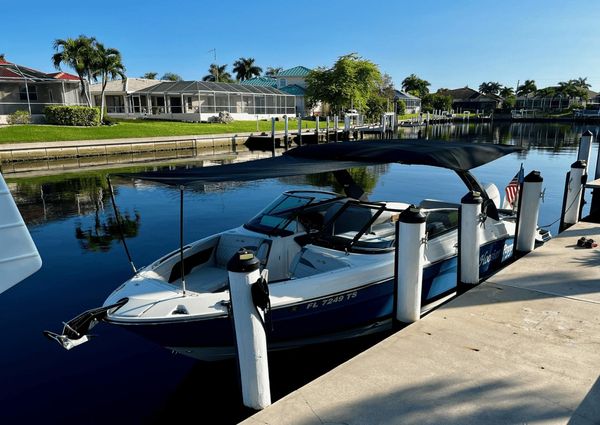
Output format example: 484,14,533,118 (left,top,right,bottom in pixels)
242,221,600,425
